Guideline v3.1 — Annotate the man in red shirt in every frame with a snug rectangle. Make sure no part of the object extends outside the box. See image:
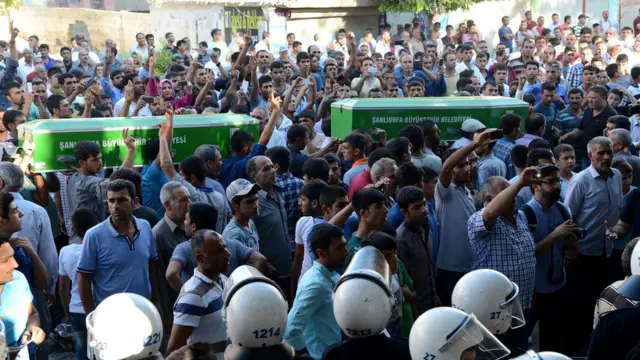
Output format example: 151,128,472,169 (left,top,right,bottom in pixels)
525,11,537,30
347,148,393,200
